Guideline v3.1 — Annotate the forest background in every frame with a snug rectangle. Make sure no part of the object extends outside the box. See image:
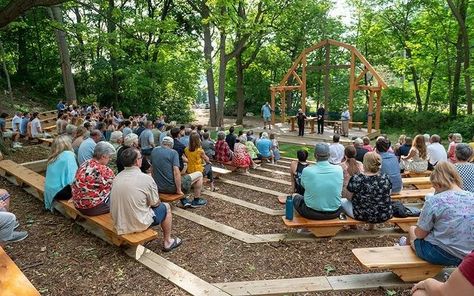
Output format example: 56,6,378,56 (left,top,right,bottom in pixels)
0,0,472,139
